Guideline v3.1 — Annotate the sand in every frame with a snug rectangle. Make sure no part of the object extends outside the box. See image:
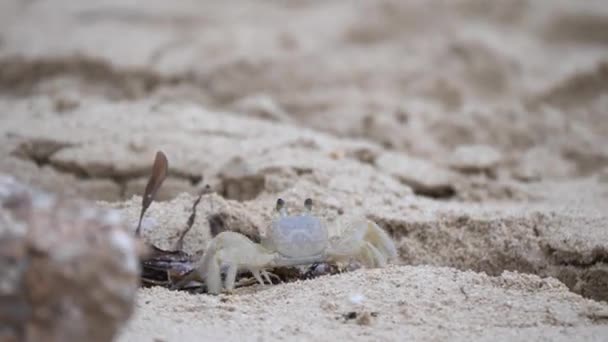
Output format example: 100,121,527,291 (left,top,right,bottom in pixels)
119,266,608,342
1,0,608,341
